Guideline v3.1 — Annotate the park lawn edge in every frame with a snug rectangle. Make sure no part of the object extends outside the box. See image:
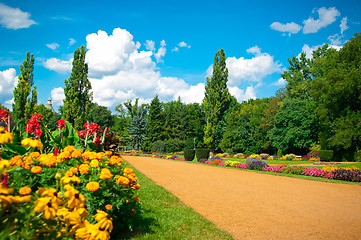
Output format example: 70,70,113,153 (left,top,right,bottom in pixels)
119,161,235,240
